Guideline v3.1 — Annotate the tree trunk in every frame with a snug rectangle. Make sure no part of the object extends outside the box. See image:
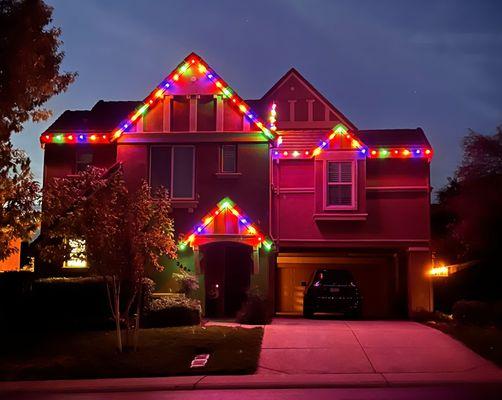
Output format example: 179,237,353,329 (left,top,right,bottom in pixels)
133,283,142,351
114,281,122,353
